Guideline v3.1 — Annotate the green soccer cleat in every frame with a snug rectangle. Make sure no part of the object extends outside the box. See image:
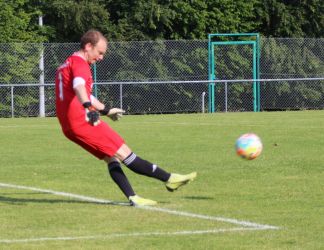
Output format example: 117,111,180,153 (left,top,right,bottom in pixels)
165,172,197,192
129,195,157,206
